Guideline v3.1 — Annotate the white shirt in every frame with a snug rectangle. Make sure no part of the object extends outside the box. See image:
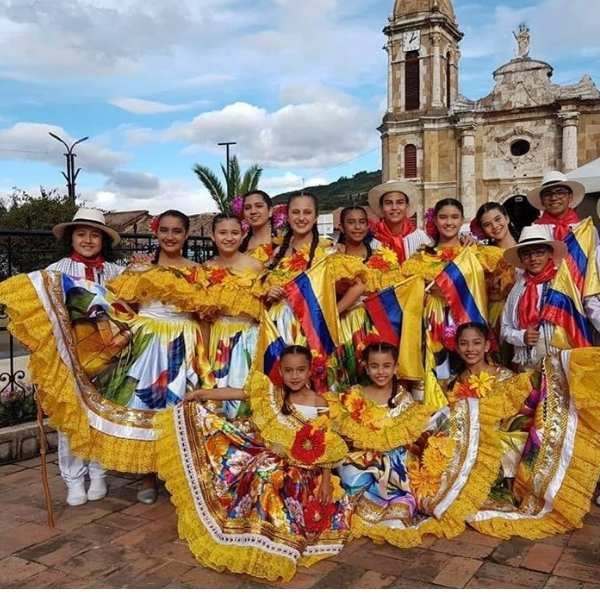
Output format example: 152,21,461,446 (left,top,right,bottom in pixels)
372,228,432,260
45,257,124,284
501,270,600,366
